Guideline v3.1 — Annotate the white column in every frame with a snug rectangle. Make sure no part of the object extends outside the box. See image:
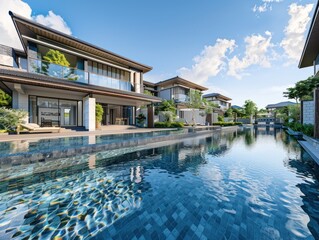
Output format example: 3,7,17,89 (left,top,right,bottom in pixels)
83,96,96,131
12,89,29,123
134,72,141,93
